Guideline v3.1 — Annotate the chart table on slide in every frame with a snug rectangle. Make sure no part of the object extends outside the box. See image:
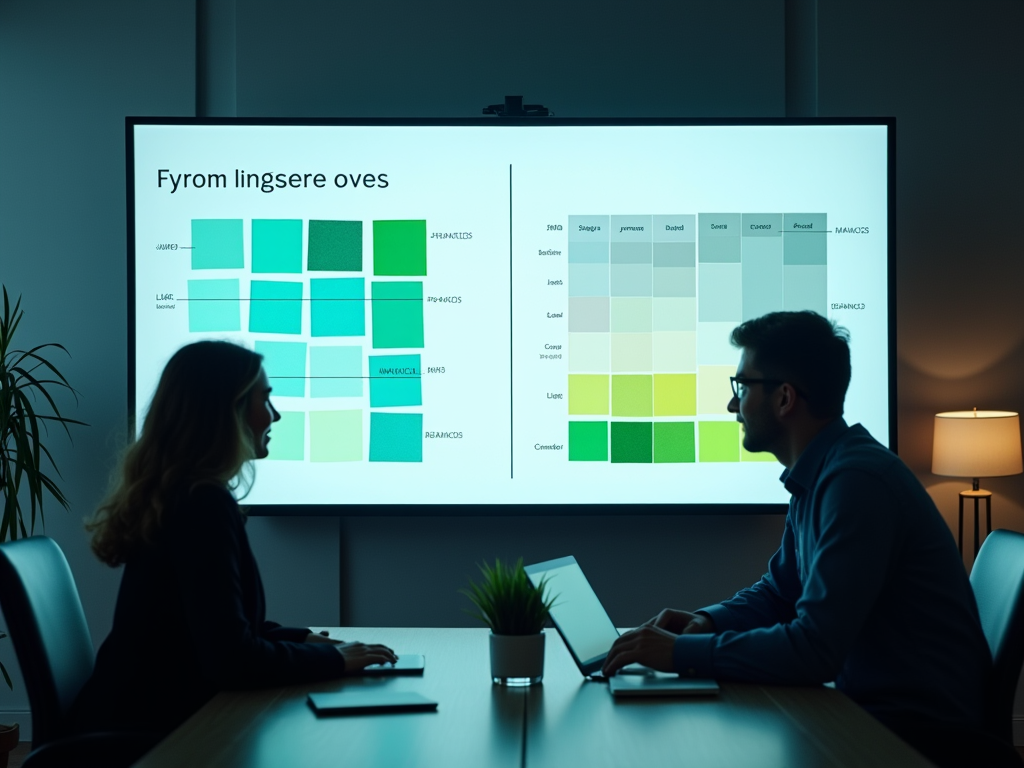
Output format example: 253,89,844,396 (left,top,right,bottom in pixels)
565,213,826,464
183,216,428,464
